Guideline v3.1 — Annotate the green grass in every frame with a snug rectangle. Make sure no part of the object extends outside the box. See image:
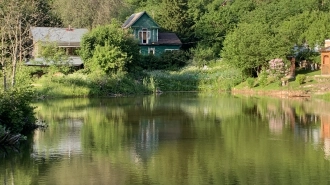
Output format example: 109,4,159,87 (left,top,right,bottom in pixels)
146,63,244,92
314,93,330,101
296,69,321,76
32,72,152,98
234,69,323,93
